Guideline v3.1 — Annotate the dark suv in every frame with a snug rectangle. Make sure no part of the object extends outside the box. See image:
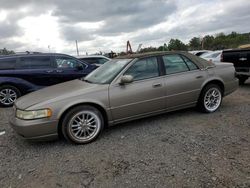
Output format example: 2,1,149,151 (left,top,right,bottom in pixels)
0,52,96,107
